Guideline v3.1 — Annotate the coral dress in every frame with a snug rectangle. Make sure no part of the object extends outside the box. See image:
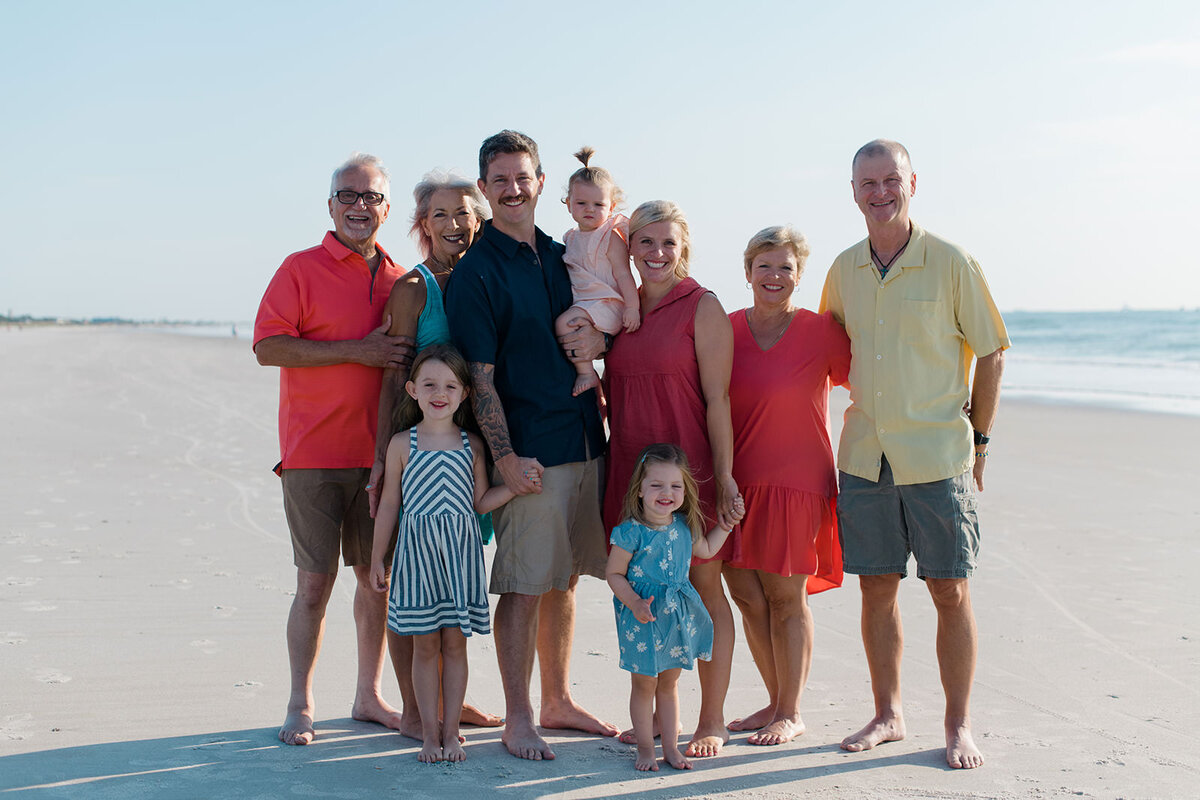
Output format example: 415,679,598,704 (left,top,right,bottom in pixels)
603,278,732,562
610,515,714,676
726,309,851,592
